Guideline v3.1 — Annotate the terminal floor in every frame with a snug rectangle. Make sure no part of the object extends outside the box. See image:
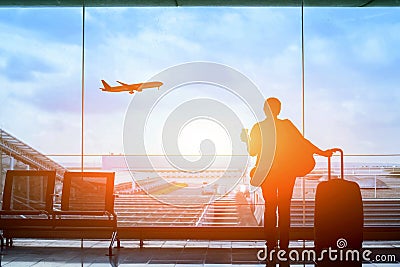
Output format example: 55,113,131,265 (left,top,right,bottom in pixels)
1,239,399,266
